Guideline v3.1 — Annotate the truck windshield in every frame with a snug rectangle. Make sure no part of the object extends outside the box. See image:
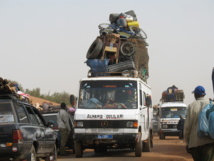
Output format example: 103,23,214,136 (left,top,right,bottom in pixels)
161,107,186,118
78,80,137,109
